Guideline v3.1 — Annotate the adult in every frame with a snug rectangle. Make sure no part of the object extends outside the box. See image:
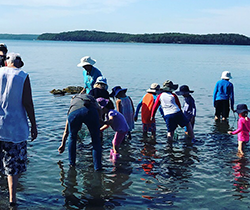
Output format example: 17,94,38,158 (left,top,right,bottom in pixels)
58,93,102,171
77,56,102,94
0,43,8,67
0,53,37,207
89,76,109,99
213,71,234,121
